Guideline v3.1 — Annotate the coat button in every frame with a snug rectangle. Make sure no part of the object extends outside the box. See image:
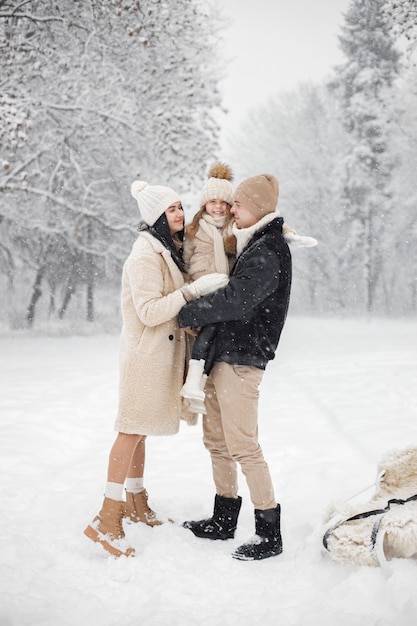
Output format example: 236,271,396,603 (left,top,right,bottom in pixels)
168,334,174,341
